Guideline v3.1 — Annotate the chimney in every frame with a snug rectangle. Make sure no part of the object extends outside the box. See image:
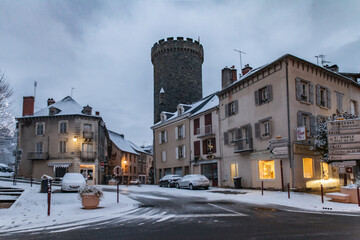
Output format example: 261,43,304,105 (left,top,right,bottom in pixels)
325,64,339,73
242,64,252,76
47,98,55,106
95,111,100,116
22,96,34,116
222,66,237,89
